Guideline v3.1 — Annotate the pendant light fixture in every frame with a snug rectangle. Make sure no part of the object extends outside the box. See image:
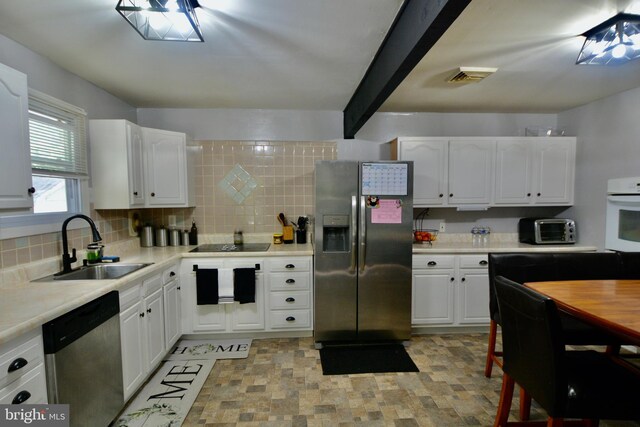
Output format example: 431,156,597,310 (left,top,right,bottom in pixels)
576,13,640,65
116,0,204,42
